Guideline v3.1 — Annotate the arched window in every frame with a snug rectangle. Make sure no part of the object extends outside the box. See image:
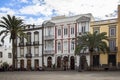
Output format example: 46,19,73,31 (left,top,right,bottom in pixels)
27,32,31,42
34,31,39,42
47,57,52,68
